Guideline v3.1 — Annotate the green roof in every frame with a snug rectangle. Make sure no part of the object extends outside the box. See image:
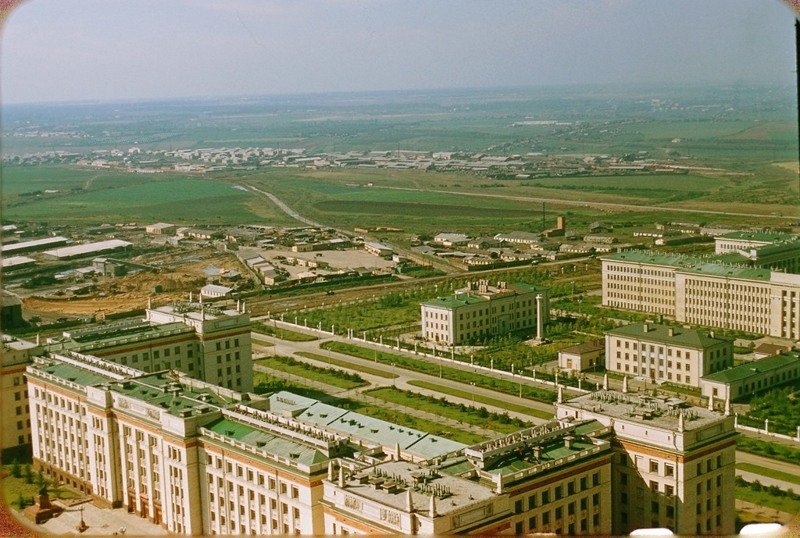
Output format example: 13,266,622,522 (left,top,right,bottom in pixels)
422,294,487,309
203,418,329,465
64,322,194,352
109,372,231,416
719,231,794,242
607,322,728,349
34,361,114,387
421,281,544,309
702,352,800,384
601,250,772,281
